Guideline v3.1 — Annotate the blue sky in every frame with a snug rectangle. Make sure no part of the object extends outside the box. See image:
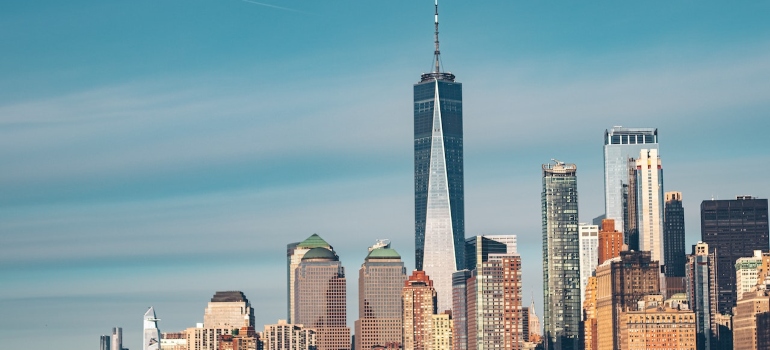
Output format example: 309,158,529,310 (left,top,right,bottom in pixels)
2,1,770,349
